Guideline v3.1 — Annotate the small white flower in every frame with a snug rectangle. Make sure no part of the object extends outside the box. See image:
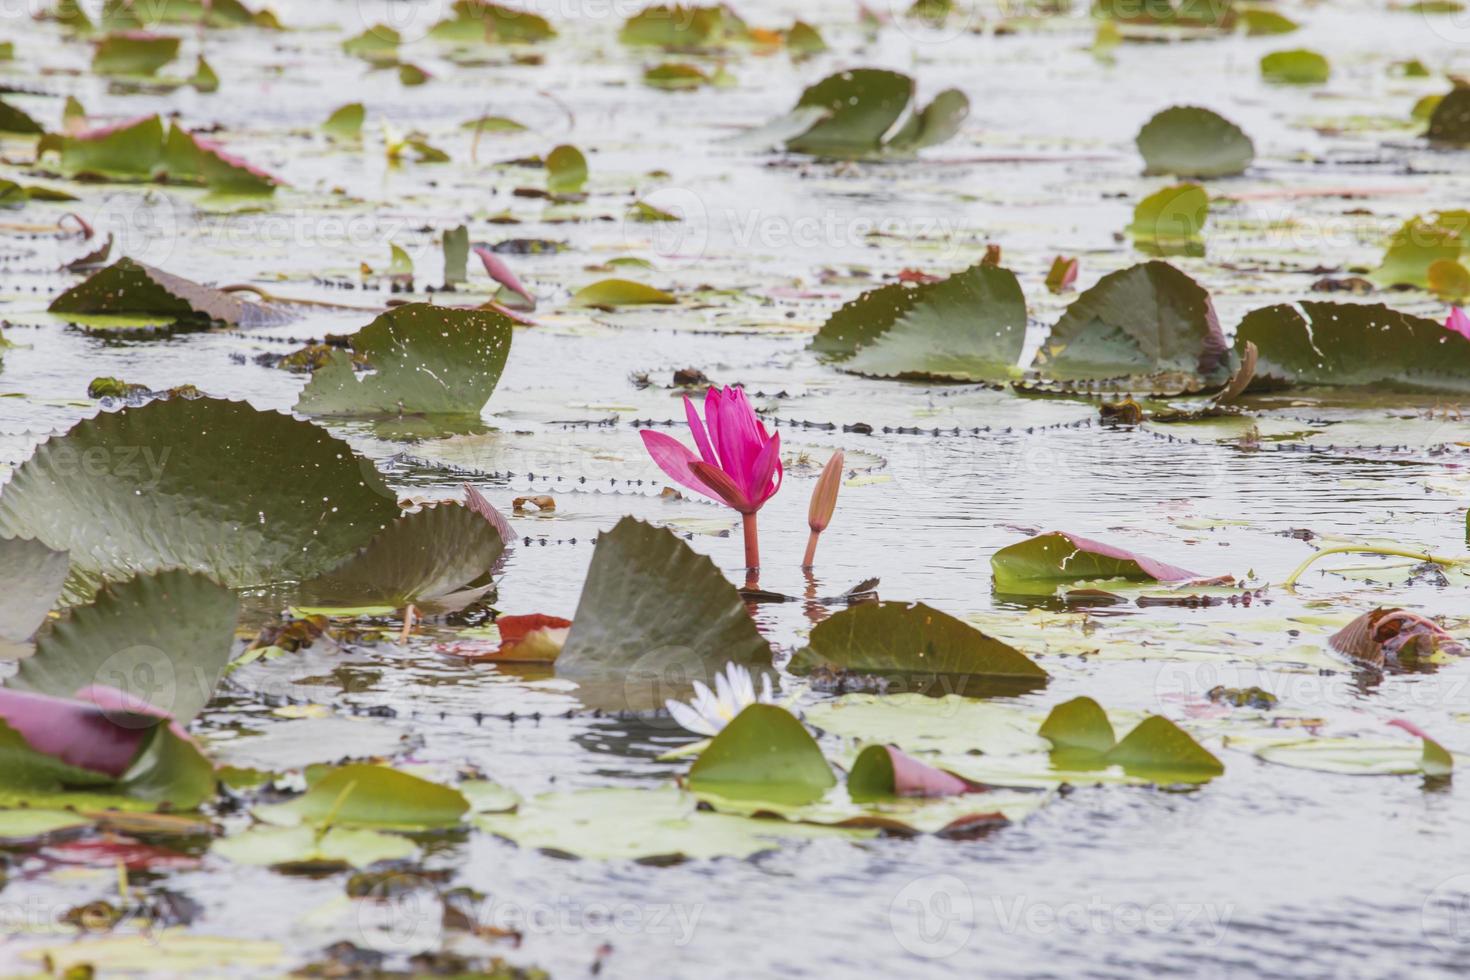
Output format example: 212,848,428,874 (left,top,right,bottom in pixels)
665,662,774,736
